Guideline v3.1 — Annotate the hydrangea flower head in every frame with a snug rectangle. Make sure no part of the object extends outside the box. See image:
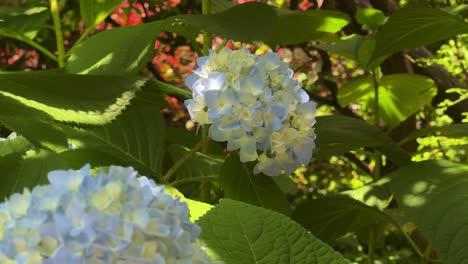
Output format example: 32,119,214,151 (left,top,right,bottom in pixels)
0,165,215,264
185,48,317,176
